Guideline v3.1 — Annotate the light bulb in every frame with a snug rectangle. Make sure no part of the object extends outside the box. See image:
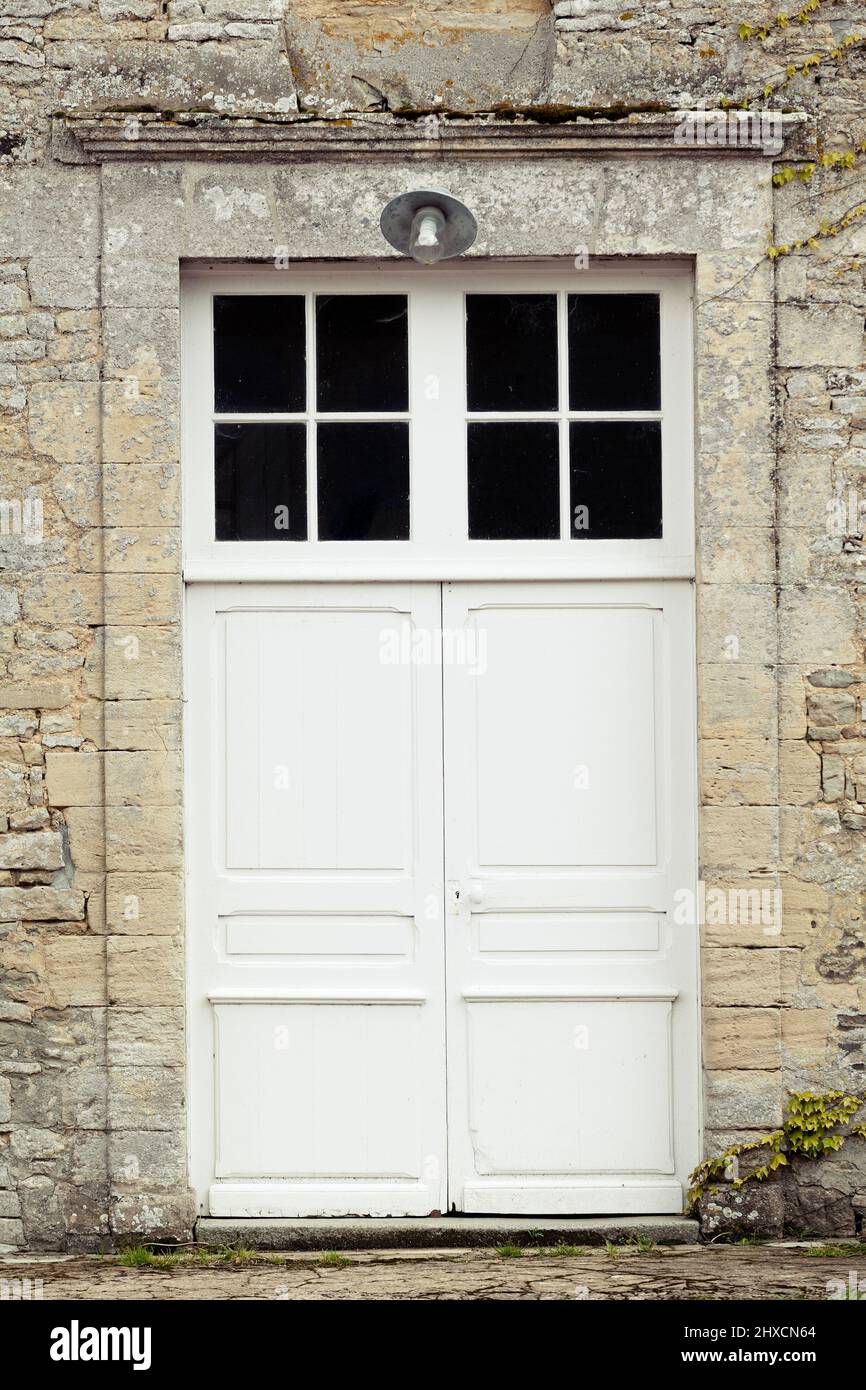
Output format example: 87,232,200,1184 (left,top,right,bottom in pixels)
409,206,447,264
